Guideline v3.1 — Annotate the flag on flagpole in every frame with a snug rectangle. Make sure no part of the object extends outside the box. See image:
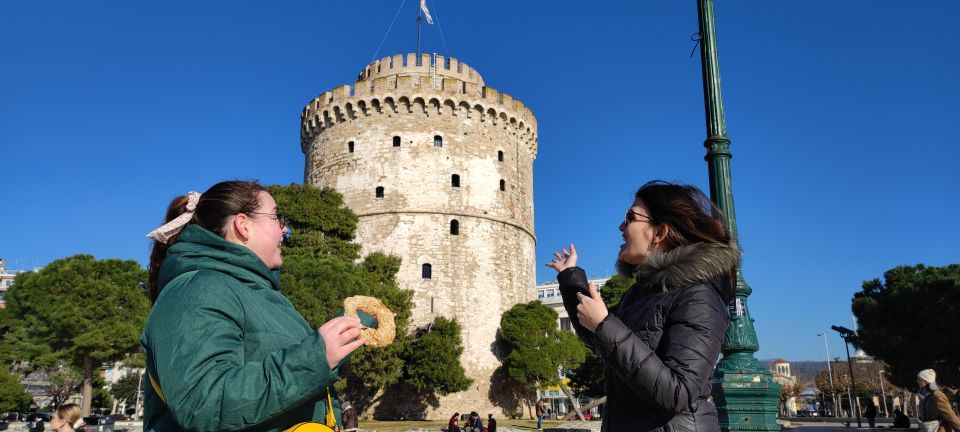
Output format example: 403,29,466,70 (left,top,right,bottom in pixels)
420,0,434,24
